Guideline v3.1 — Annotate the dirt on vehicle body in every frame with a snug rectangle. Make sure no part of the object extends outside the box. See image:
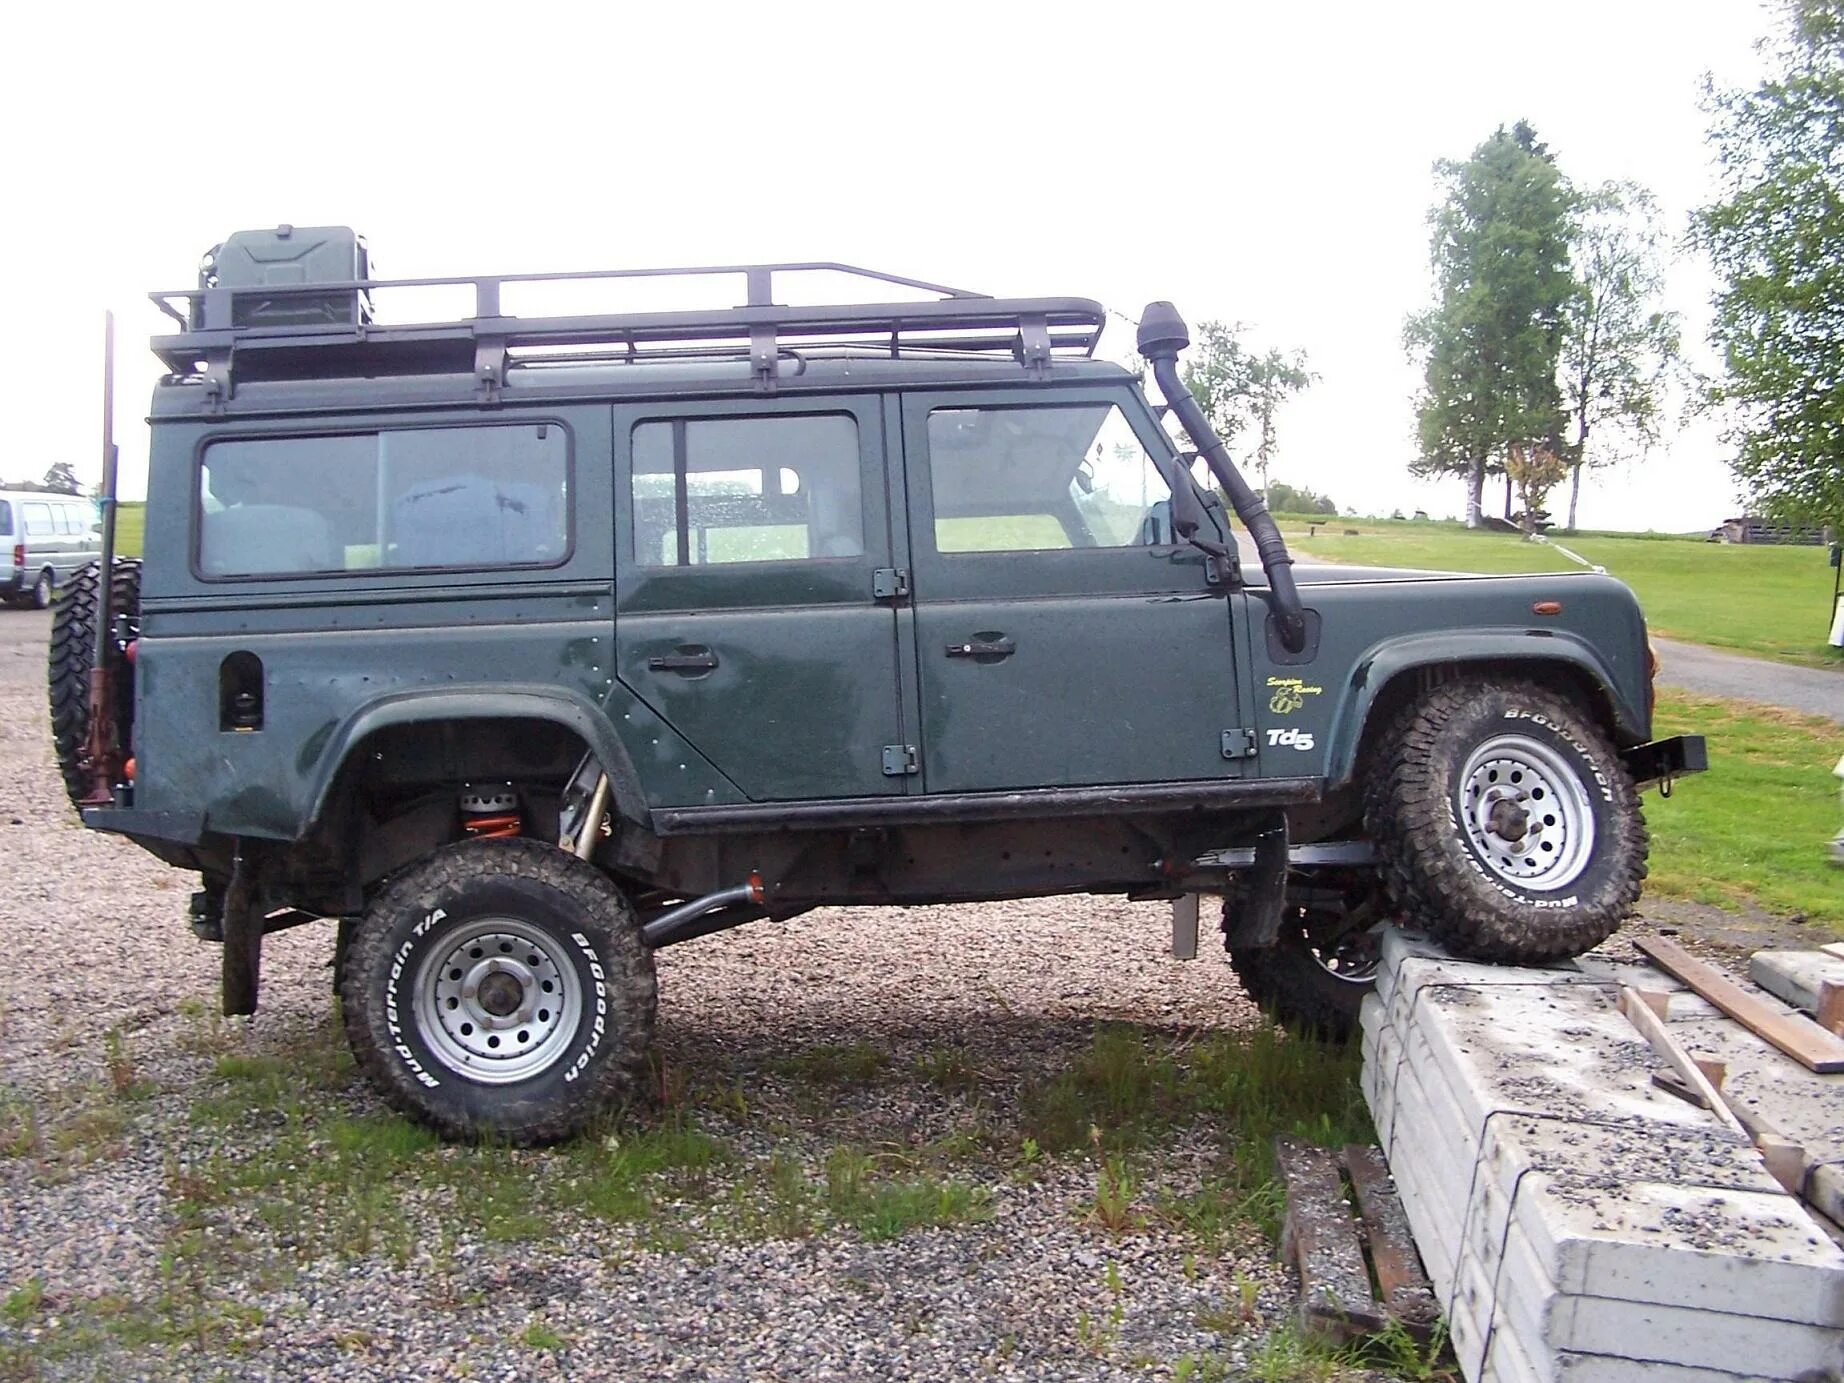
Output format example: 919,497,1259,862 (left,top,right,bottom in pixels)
54,227,1706,1141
